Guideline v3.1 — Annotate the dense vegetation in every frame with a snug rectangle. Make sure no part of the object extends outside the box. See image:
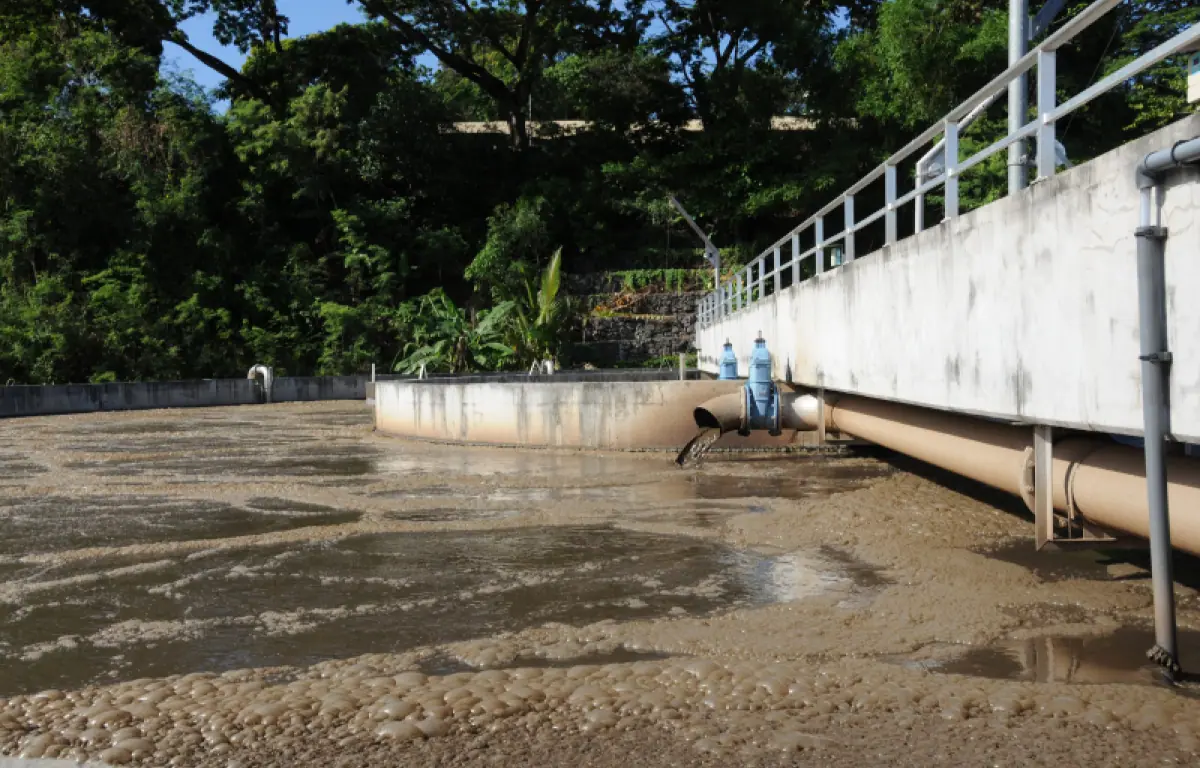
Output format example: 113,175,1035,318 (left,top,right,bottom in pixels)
1,0,1195,381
